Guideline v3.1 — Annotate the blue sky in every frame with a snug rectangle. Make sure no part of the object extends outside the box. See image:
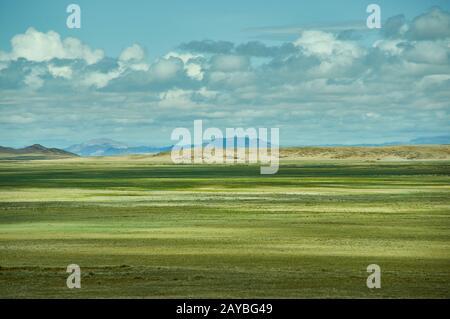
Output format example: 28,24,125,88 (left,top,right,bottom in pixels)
0,0,449,147
2,0,449,58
